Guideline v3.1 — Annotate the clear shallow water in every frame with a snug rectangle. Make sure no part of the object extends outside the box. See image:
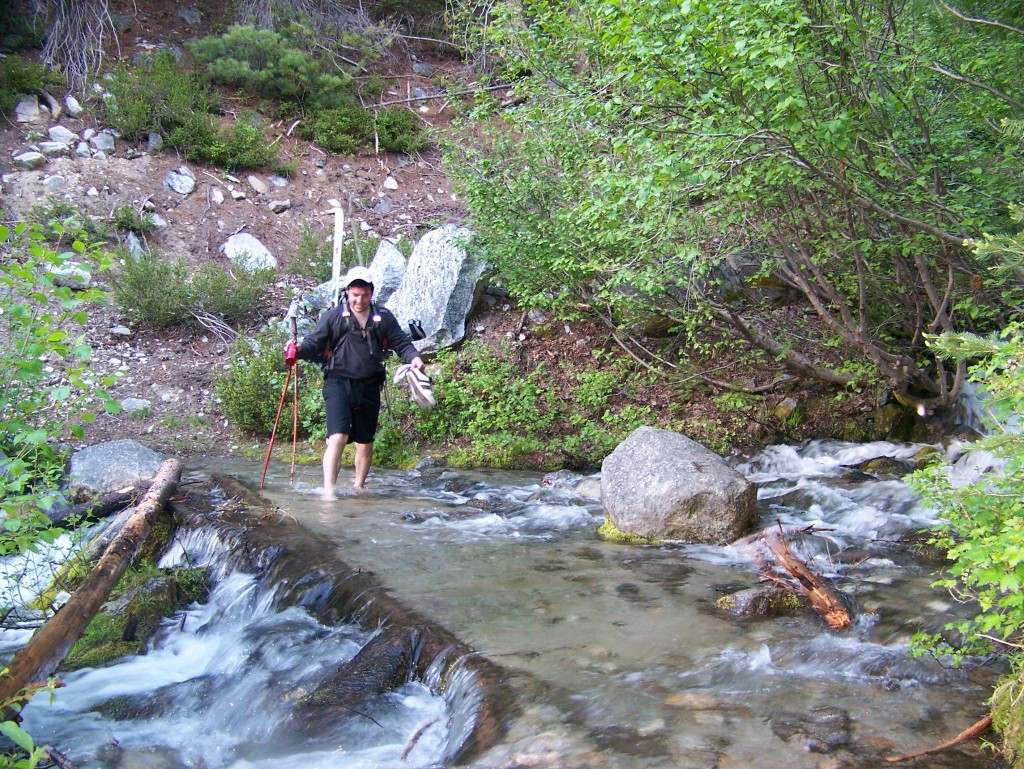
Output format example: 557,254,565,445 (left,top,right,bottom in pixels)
11,440,998,768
